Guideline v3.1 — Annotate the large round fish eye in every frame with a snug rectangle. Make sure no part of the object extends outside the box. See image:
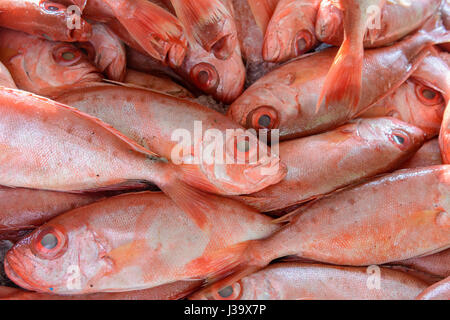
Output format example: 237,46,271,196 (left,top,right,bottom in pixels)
41,1,66,13
389,130,410,151
415,82,444,106
246,106,279,130
213,282,242,300
190,62,219,92
31,226,68,260
52,45,82,66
